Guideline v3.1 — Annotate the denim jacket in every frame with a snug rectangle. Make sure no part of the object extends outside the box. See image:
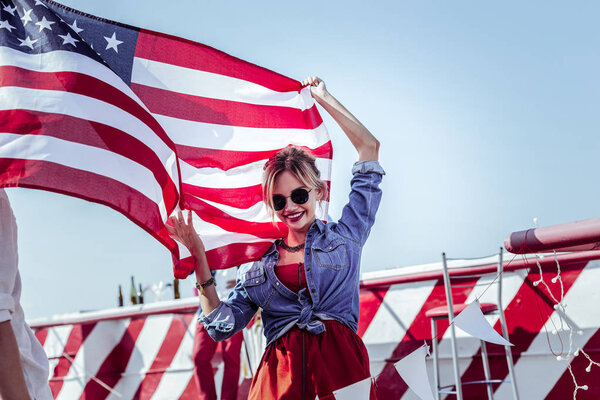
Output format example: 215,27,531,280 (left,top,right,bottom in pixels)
199,161,385,346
